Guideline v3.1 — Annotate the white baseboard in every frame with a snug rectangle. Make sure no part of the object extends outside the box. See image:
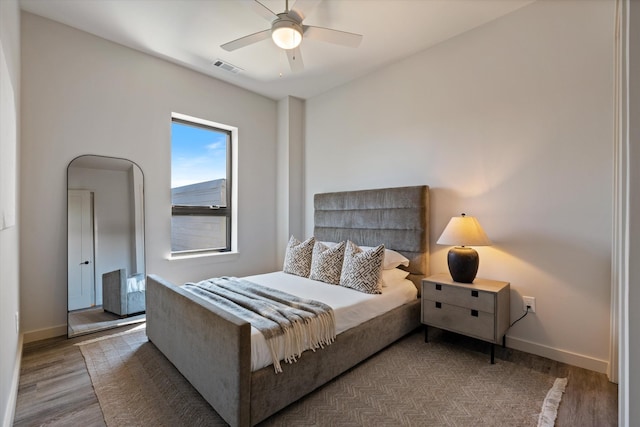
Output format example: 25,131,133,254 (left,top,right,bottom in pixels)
23,324,67,344
2,333,22,427
506,335,609,374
